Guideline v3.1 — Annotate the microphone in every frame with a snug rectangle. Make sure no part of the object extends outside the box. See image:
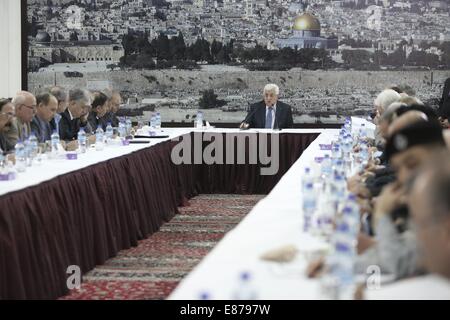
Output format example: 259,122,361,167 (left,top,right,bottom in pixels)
274,107,280,130
240,105,258,130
